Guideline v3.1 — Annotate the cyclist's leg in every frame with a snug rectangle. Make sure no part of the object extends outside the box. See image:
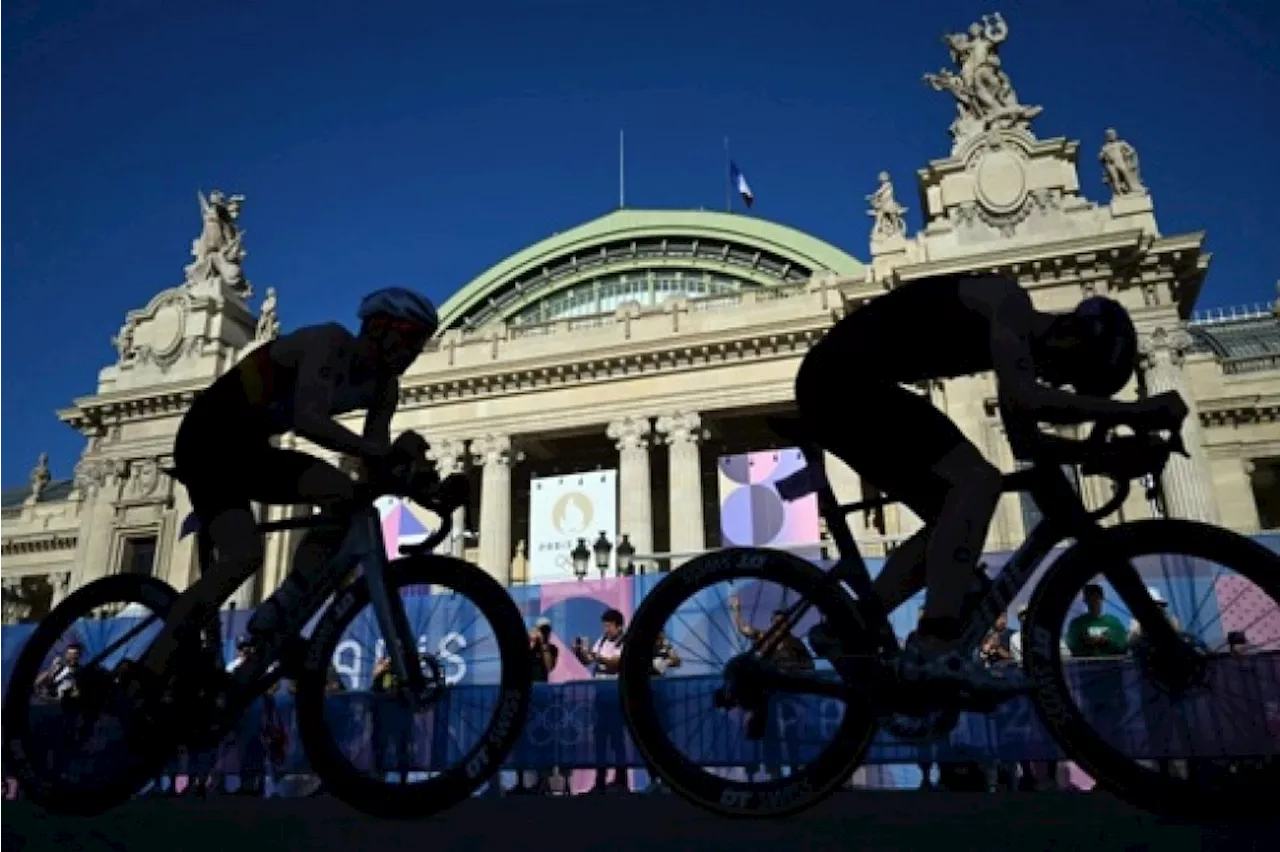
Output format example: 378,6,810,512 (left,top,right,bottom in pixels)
142,443,351,681
796,353,1003,649
236,450,355,653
